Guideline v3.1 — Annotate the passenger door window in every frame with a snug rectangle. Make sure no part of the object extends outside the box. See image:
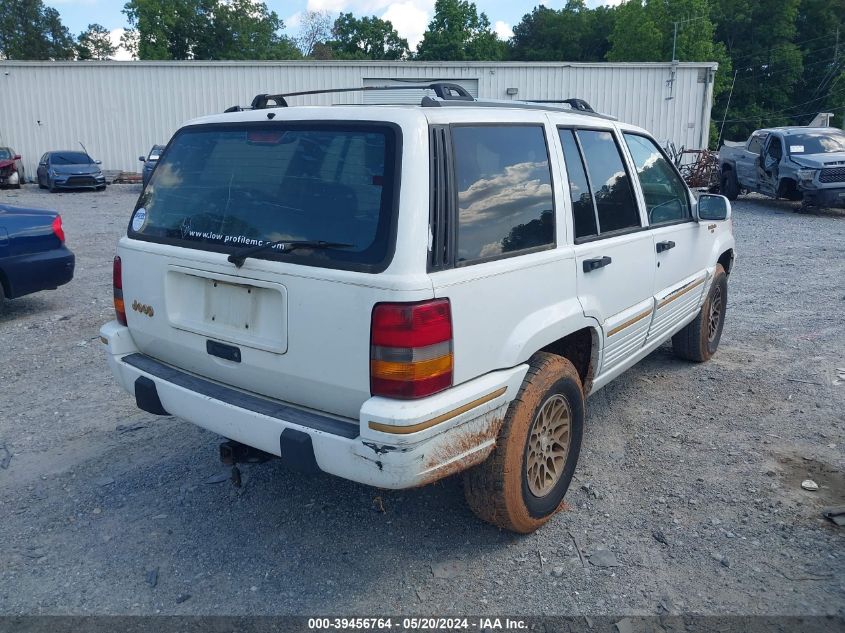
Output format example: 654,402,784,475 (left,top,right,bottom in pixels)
623,133,691,225
559,130,597,239
559,128,641,239
451,125,555,264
